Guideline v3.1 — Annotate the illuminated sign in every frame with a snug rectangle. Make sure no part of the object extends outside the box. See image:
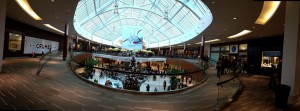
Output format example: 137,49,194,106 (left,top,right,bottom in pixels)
24,36,59,54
